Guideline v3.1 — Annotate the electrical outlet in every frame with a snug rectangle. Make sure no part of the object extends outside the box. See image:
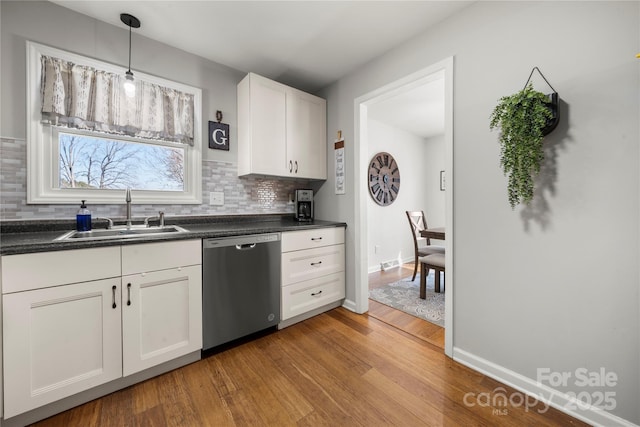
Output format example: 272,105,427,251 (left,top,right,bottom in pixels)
210,191,224,206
